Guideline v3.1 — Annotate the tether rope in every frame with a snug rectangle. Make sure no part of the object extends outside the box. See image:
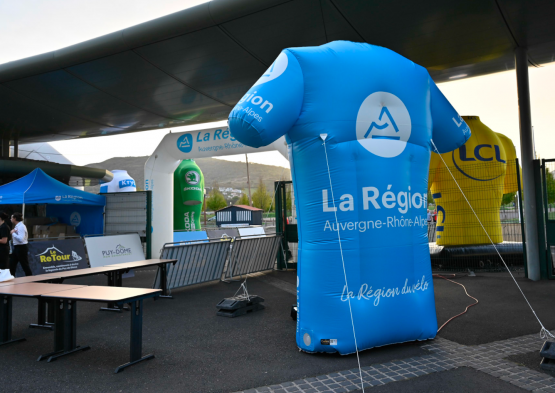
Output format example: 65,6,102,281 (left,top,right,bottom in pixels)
321,134,365,392
430,139,554,340
233,278,251,301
